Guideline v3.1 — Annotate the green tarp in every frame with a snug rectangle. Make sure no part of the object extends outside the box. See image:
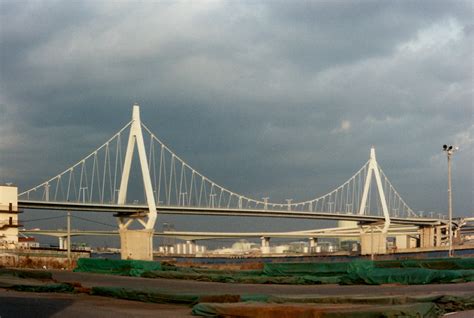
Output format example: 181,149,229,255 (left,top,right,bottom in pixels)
91,286,199,304
91,286,268,305
263,258,474,277
261,258,474,285
341,261,474,285
10,283,75,293
75,257,474,285
74,258,161,276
